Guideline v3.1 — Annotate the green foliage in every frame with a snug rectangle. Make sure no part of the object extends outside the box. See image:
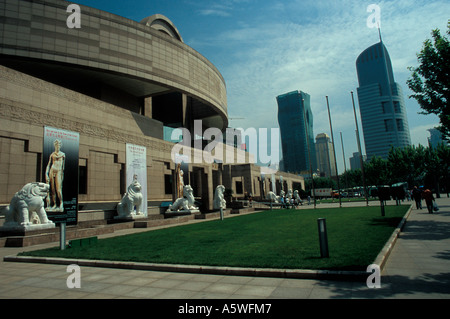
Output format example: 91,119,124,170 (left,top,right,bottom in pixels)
305,177,337,193
339,144,450,193
407,21,450,139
